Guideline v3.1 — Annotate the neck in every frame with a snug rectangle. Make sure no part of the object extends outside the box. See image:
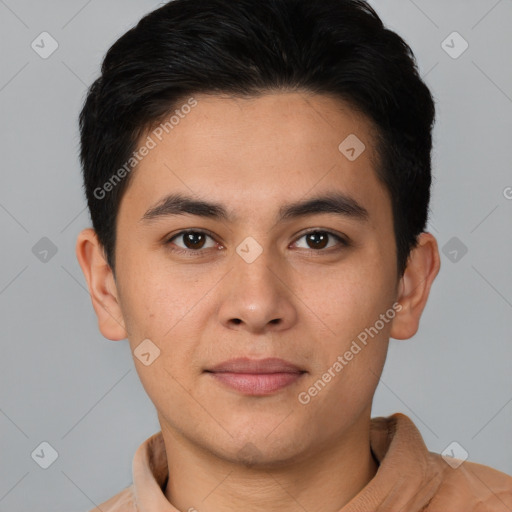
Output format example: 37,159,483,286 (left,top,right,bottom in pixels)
162,413,378,512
